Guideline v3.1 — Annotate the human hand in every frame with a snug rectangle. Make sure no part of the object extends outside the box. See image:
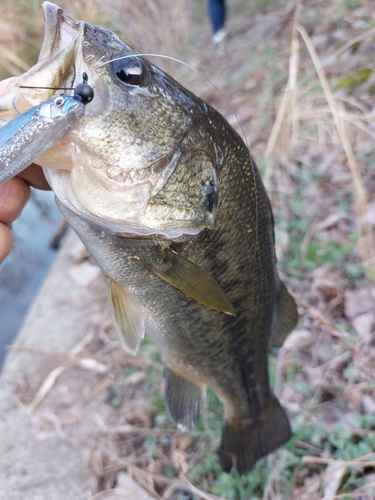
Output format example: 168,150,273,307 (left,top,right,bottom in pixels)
0,165,50,263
